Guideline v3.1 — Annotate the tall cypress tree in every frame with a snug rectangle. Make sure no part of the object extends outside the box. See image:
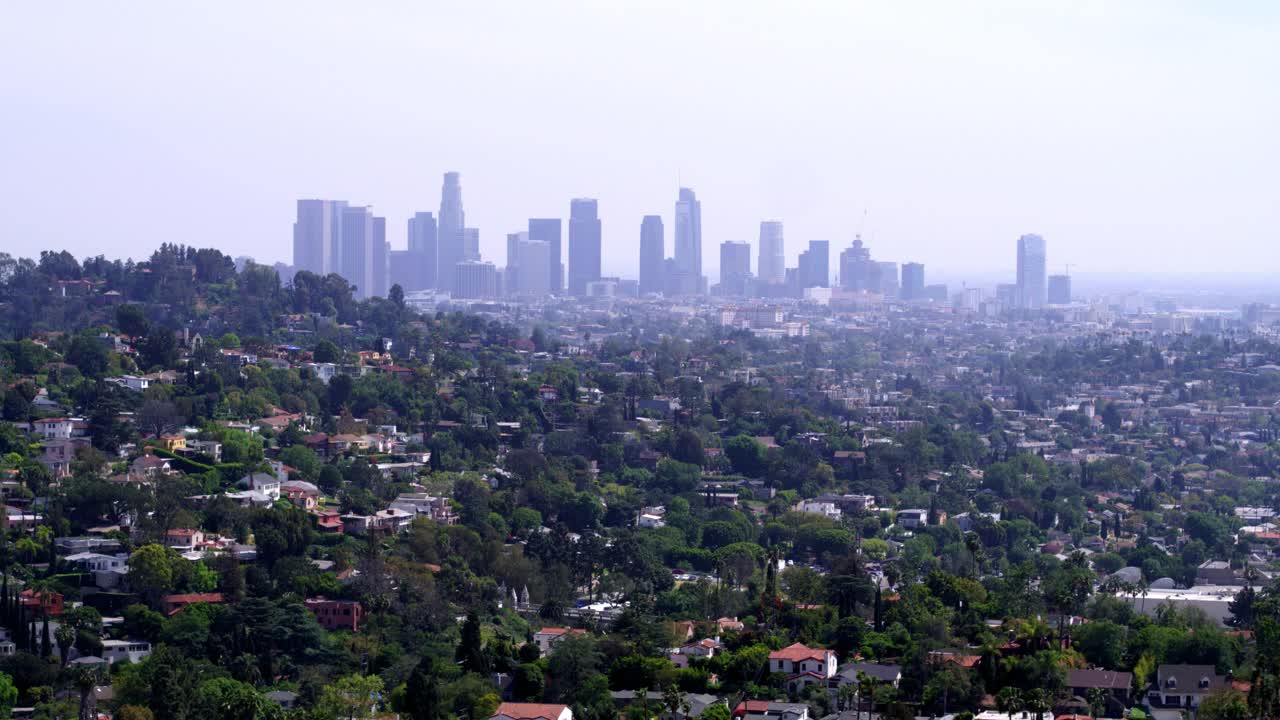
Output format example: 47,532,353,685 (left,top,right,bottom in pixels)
41,614,51,658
